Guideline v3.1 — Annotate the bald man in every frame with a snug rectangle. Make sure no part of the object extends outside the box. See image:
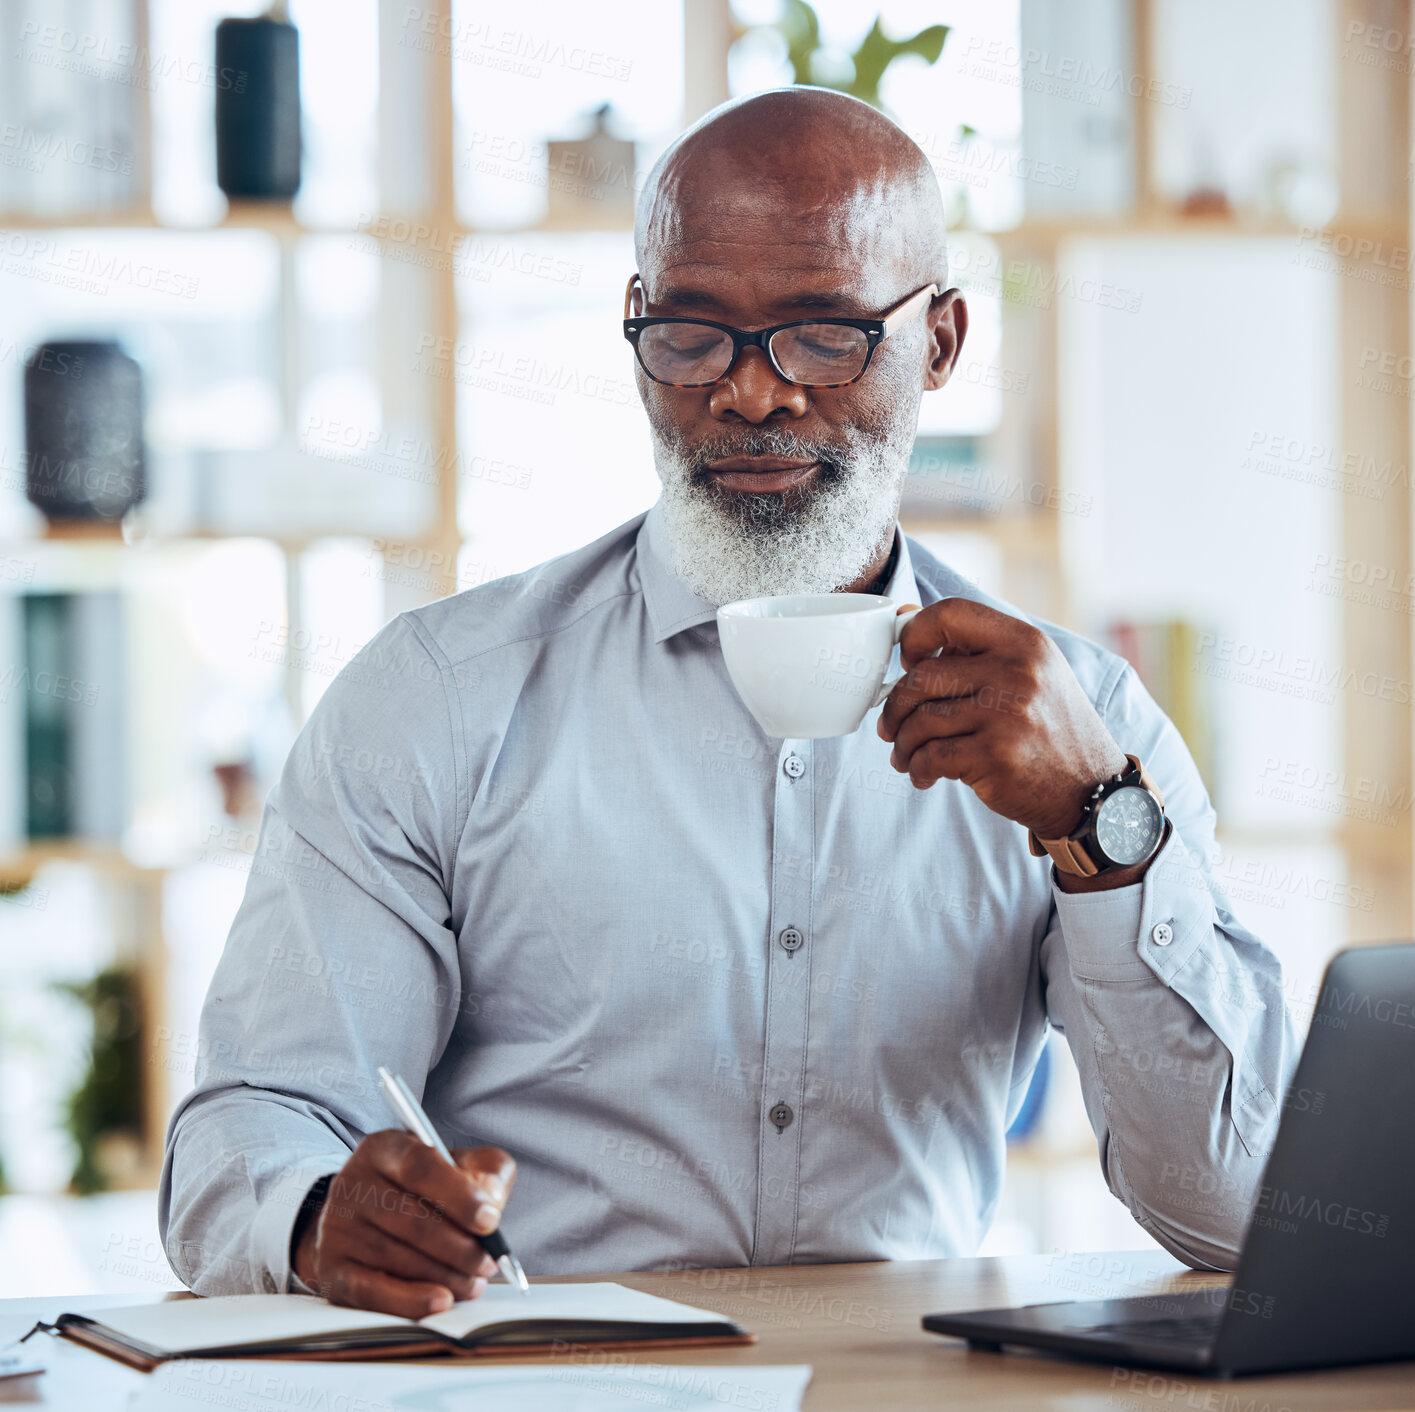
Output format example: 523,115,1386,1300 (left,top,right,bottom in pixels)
160,89,1297,1315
